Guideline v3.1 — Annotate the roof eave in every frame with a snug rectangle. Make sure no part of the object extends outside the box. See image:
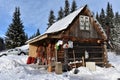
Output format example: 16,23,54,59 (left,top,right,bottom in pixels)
26,34,48,44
